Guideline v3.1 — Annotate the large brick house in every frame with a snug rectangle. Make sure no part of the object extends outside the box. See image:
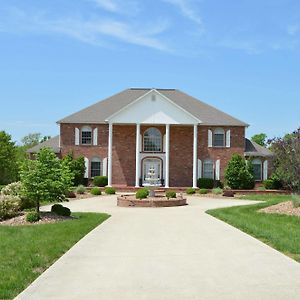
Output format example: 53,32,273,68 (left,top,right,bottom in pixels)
28,88,272,187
